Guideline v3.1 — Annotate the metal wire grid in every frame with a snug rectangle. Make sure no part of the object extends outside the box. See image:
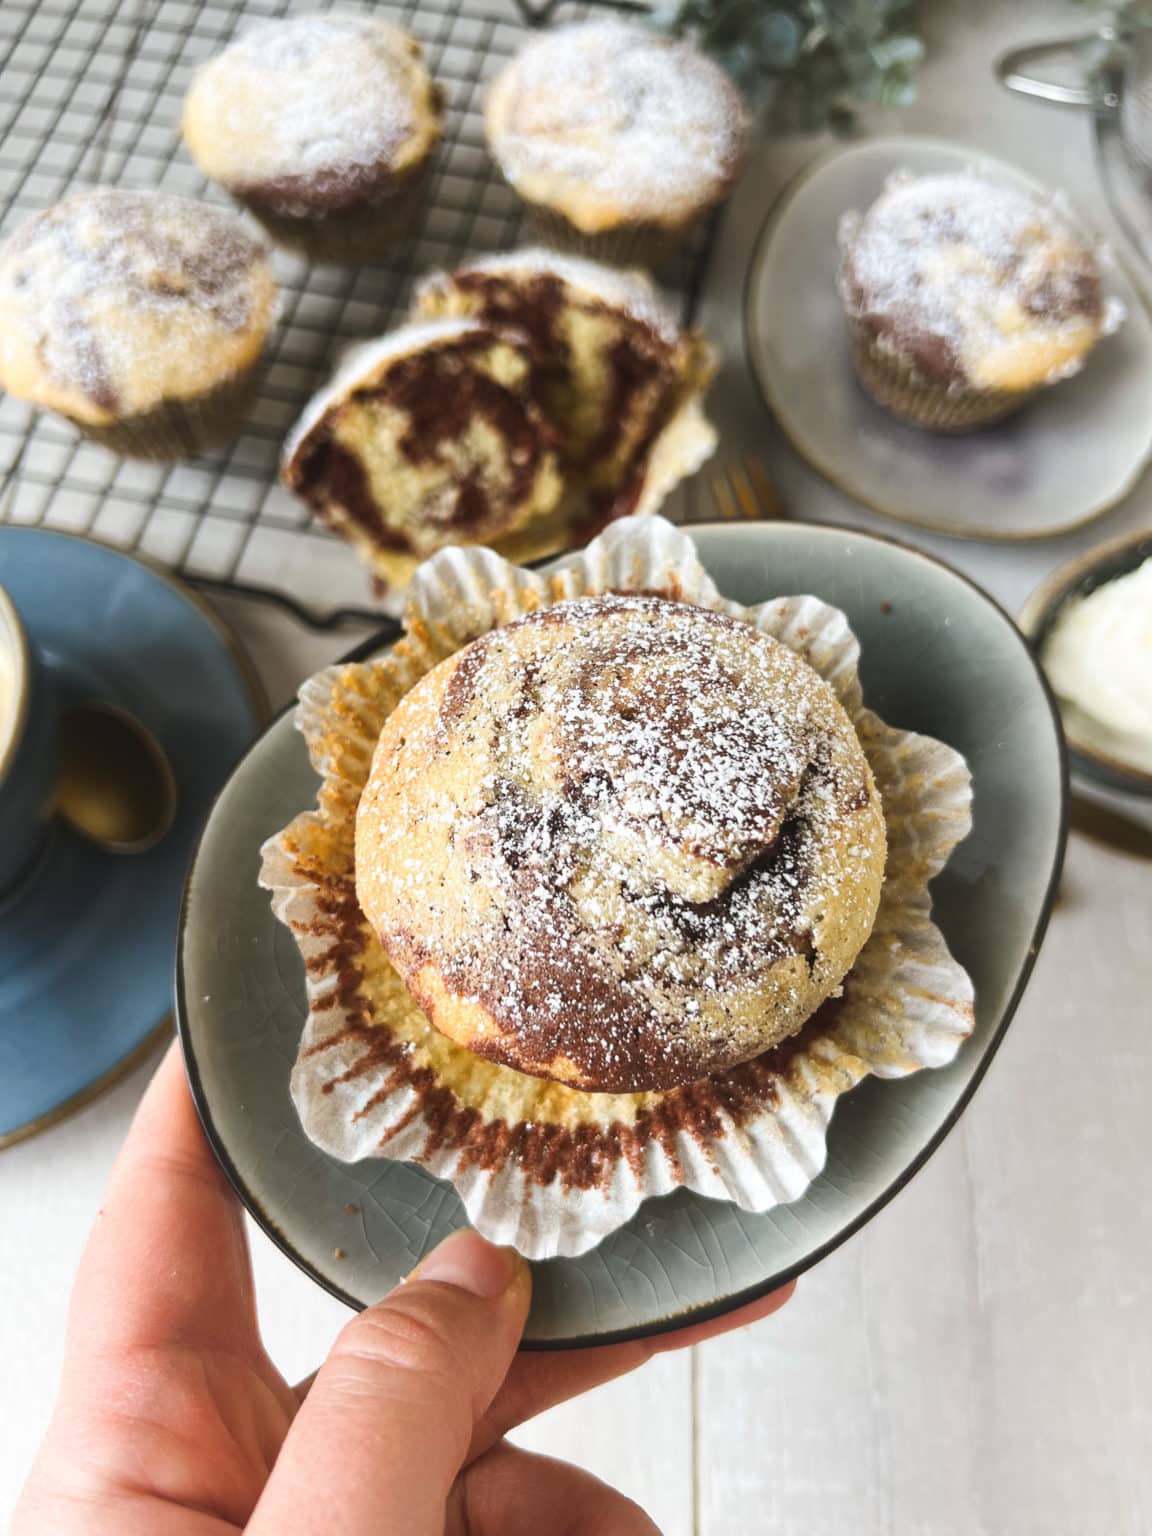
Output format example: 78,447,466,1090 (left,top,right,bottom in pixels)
0,0,714,623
